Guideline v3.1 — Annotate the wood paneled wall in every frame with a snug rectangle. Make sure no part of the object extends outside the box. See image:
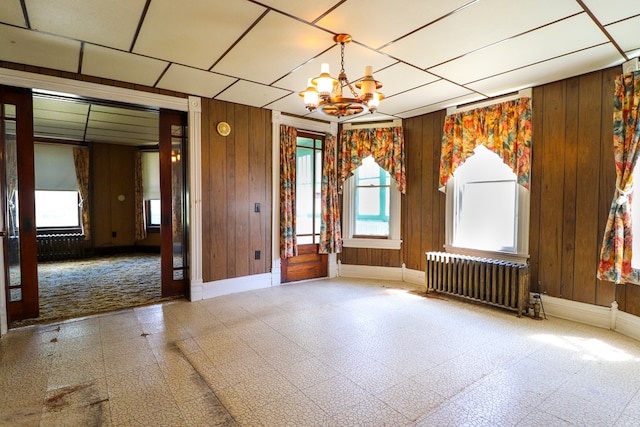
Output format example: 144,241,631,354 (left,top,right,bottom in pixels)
200,100,272,282
91,143,137,247
398,65,640,315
